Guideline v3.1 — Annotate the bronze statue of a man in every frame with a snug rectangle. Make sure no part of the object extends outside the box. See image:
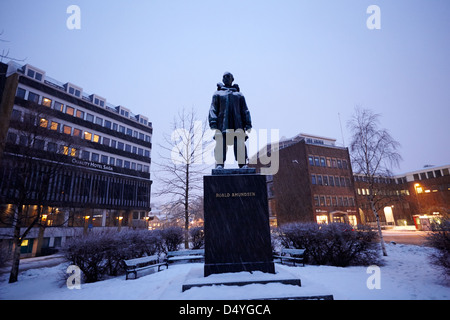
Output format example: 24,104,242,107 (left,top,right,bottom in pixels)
209,72,252,169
